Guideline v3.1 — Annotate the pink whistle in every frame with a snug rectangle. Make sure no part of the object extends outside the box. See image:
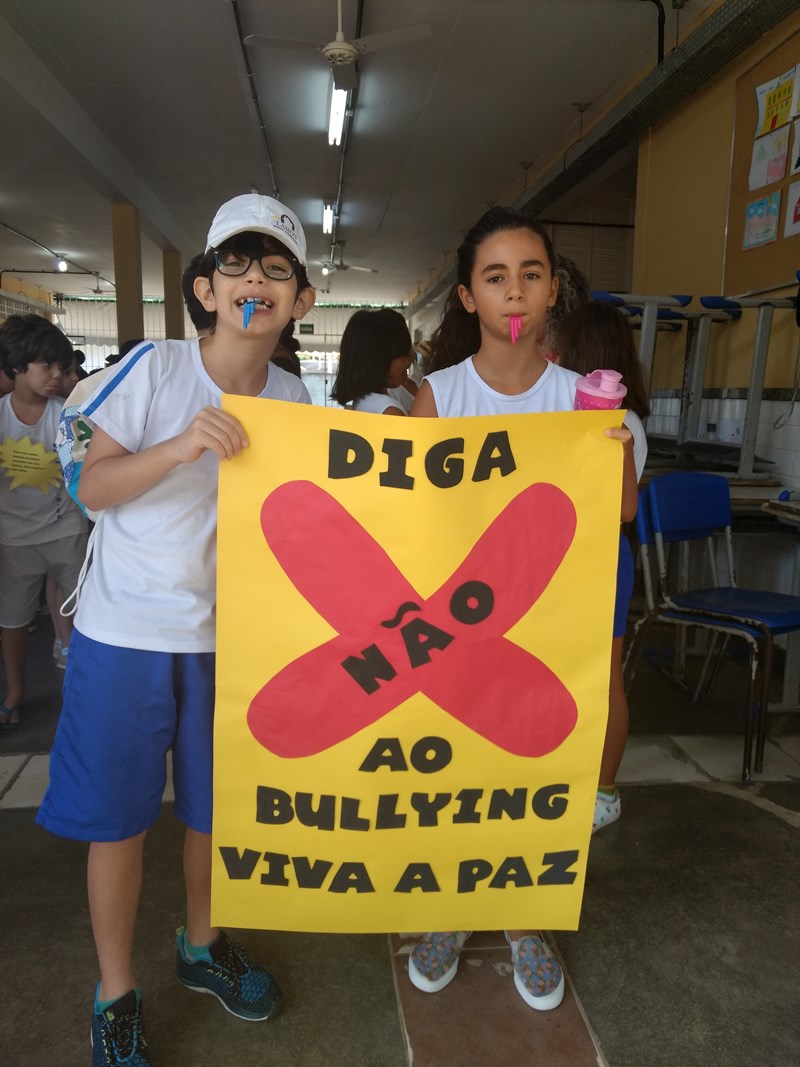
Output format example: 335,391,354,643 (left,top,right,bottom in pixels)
509,314,522,344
